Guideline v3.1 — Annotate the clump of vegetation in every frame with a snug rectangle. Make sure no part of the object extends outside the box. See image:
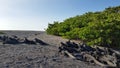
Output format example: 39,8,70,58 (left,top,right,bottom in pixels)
46,6,120,47
0,32,4,34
